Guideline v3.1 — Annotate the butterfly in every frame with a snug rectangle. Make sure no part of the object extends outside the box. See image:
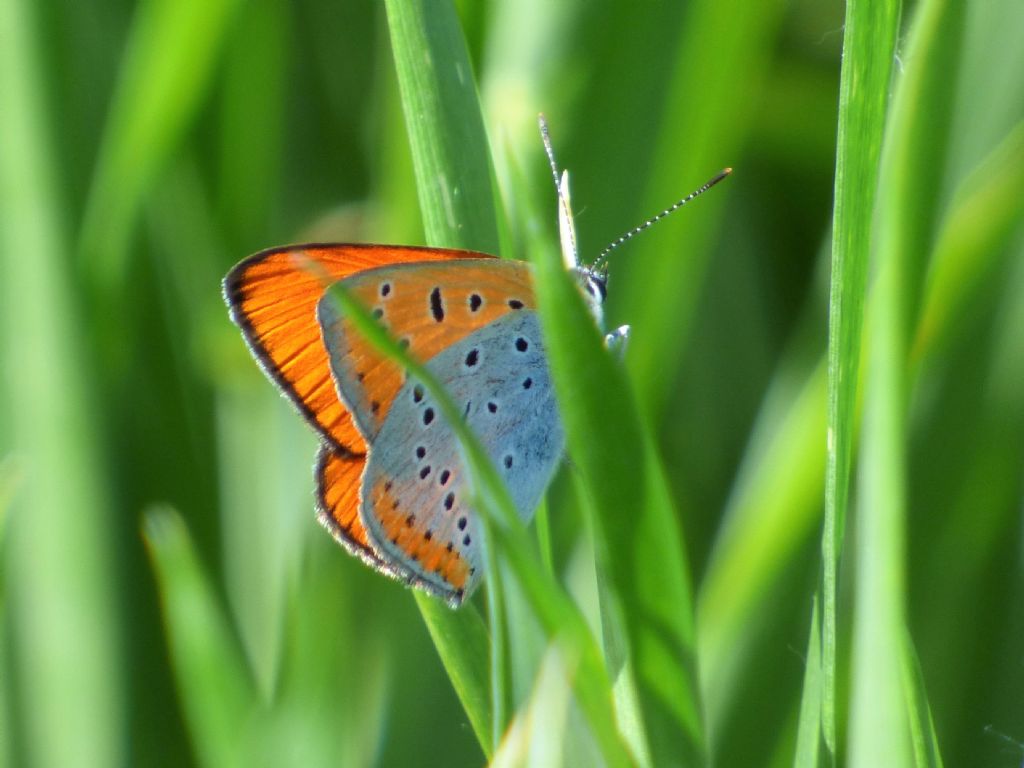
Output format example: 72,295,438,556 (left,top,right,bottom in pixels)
223,118,729,606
